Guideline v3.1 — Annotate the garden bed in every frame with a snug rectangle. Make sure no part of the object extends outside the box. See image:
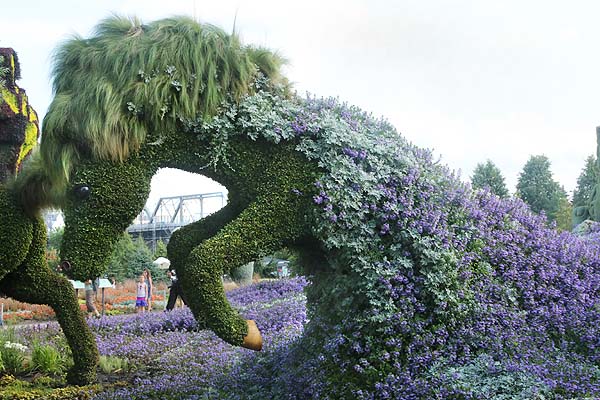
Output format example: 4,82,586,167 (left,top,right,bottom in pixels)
0,278,307,399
